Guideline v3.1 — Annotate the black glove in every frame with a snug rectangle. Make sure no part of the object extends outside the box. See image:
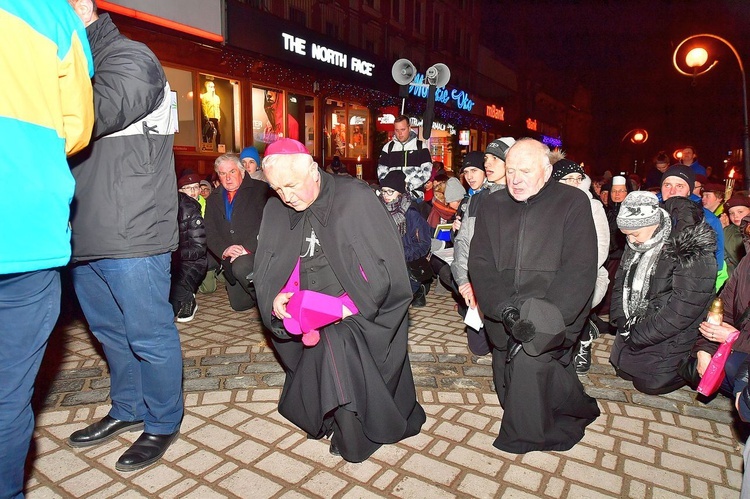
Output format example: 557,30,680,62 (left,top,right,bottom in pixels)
511,320,536,343
501,306,520,332
268,316,291,340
